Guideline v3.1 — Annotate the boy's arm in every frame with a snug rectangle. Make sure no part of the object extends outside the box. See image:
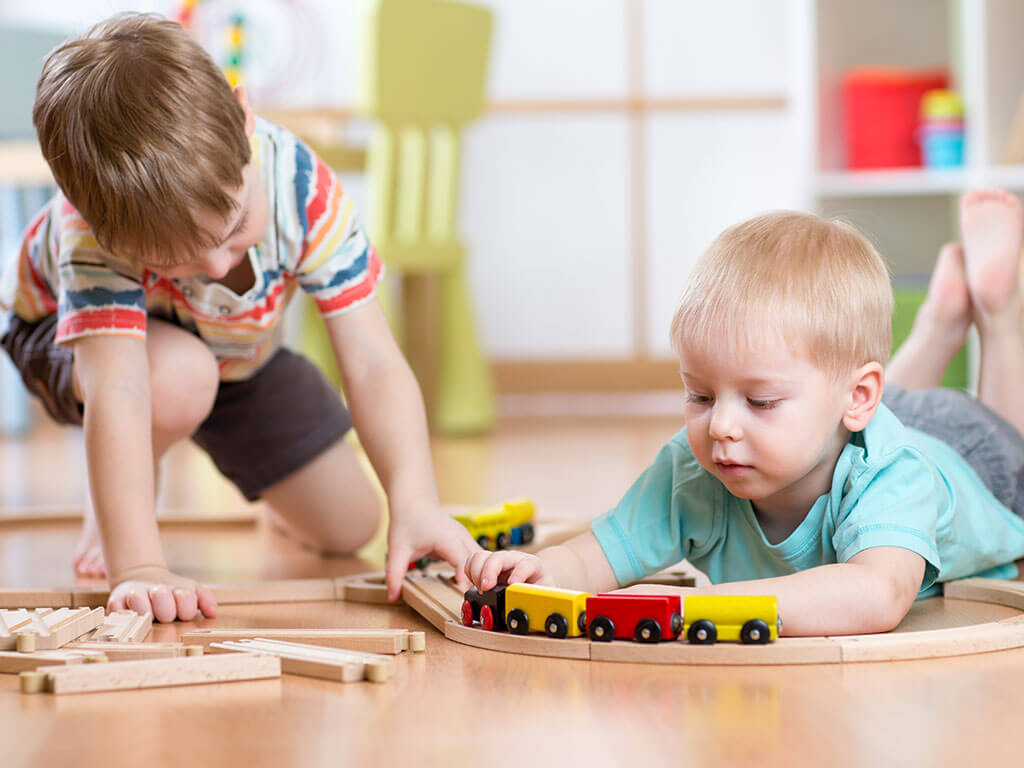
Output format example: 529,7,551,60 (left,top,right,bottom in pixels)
618,547,926,635
322,298,478,599
73,335,216,621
